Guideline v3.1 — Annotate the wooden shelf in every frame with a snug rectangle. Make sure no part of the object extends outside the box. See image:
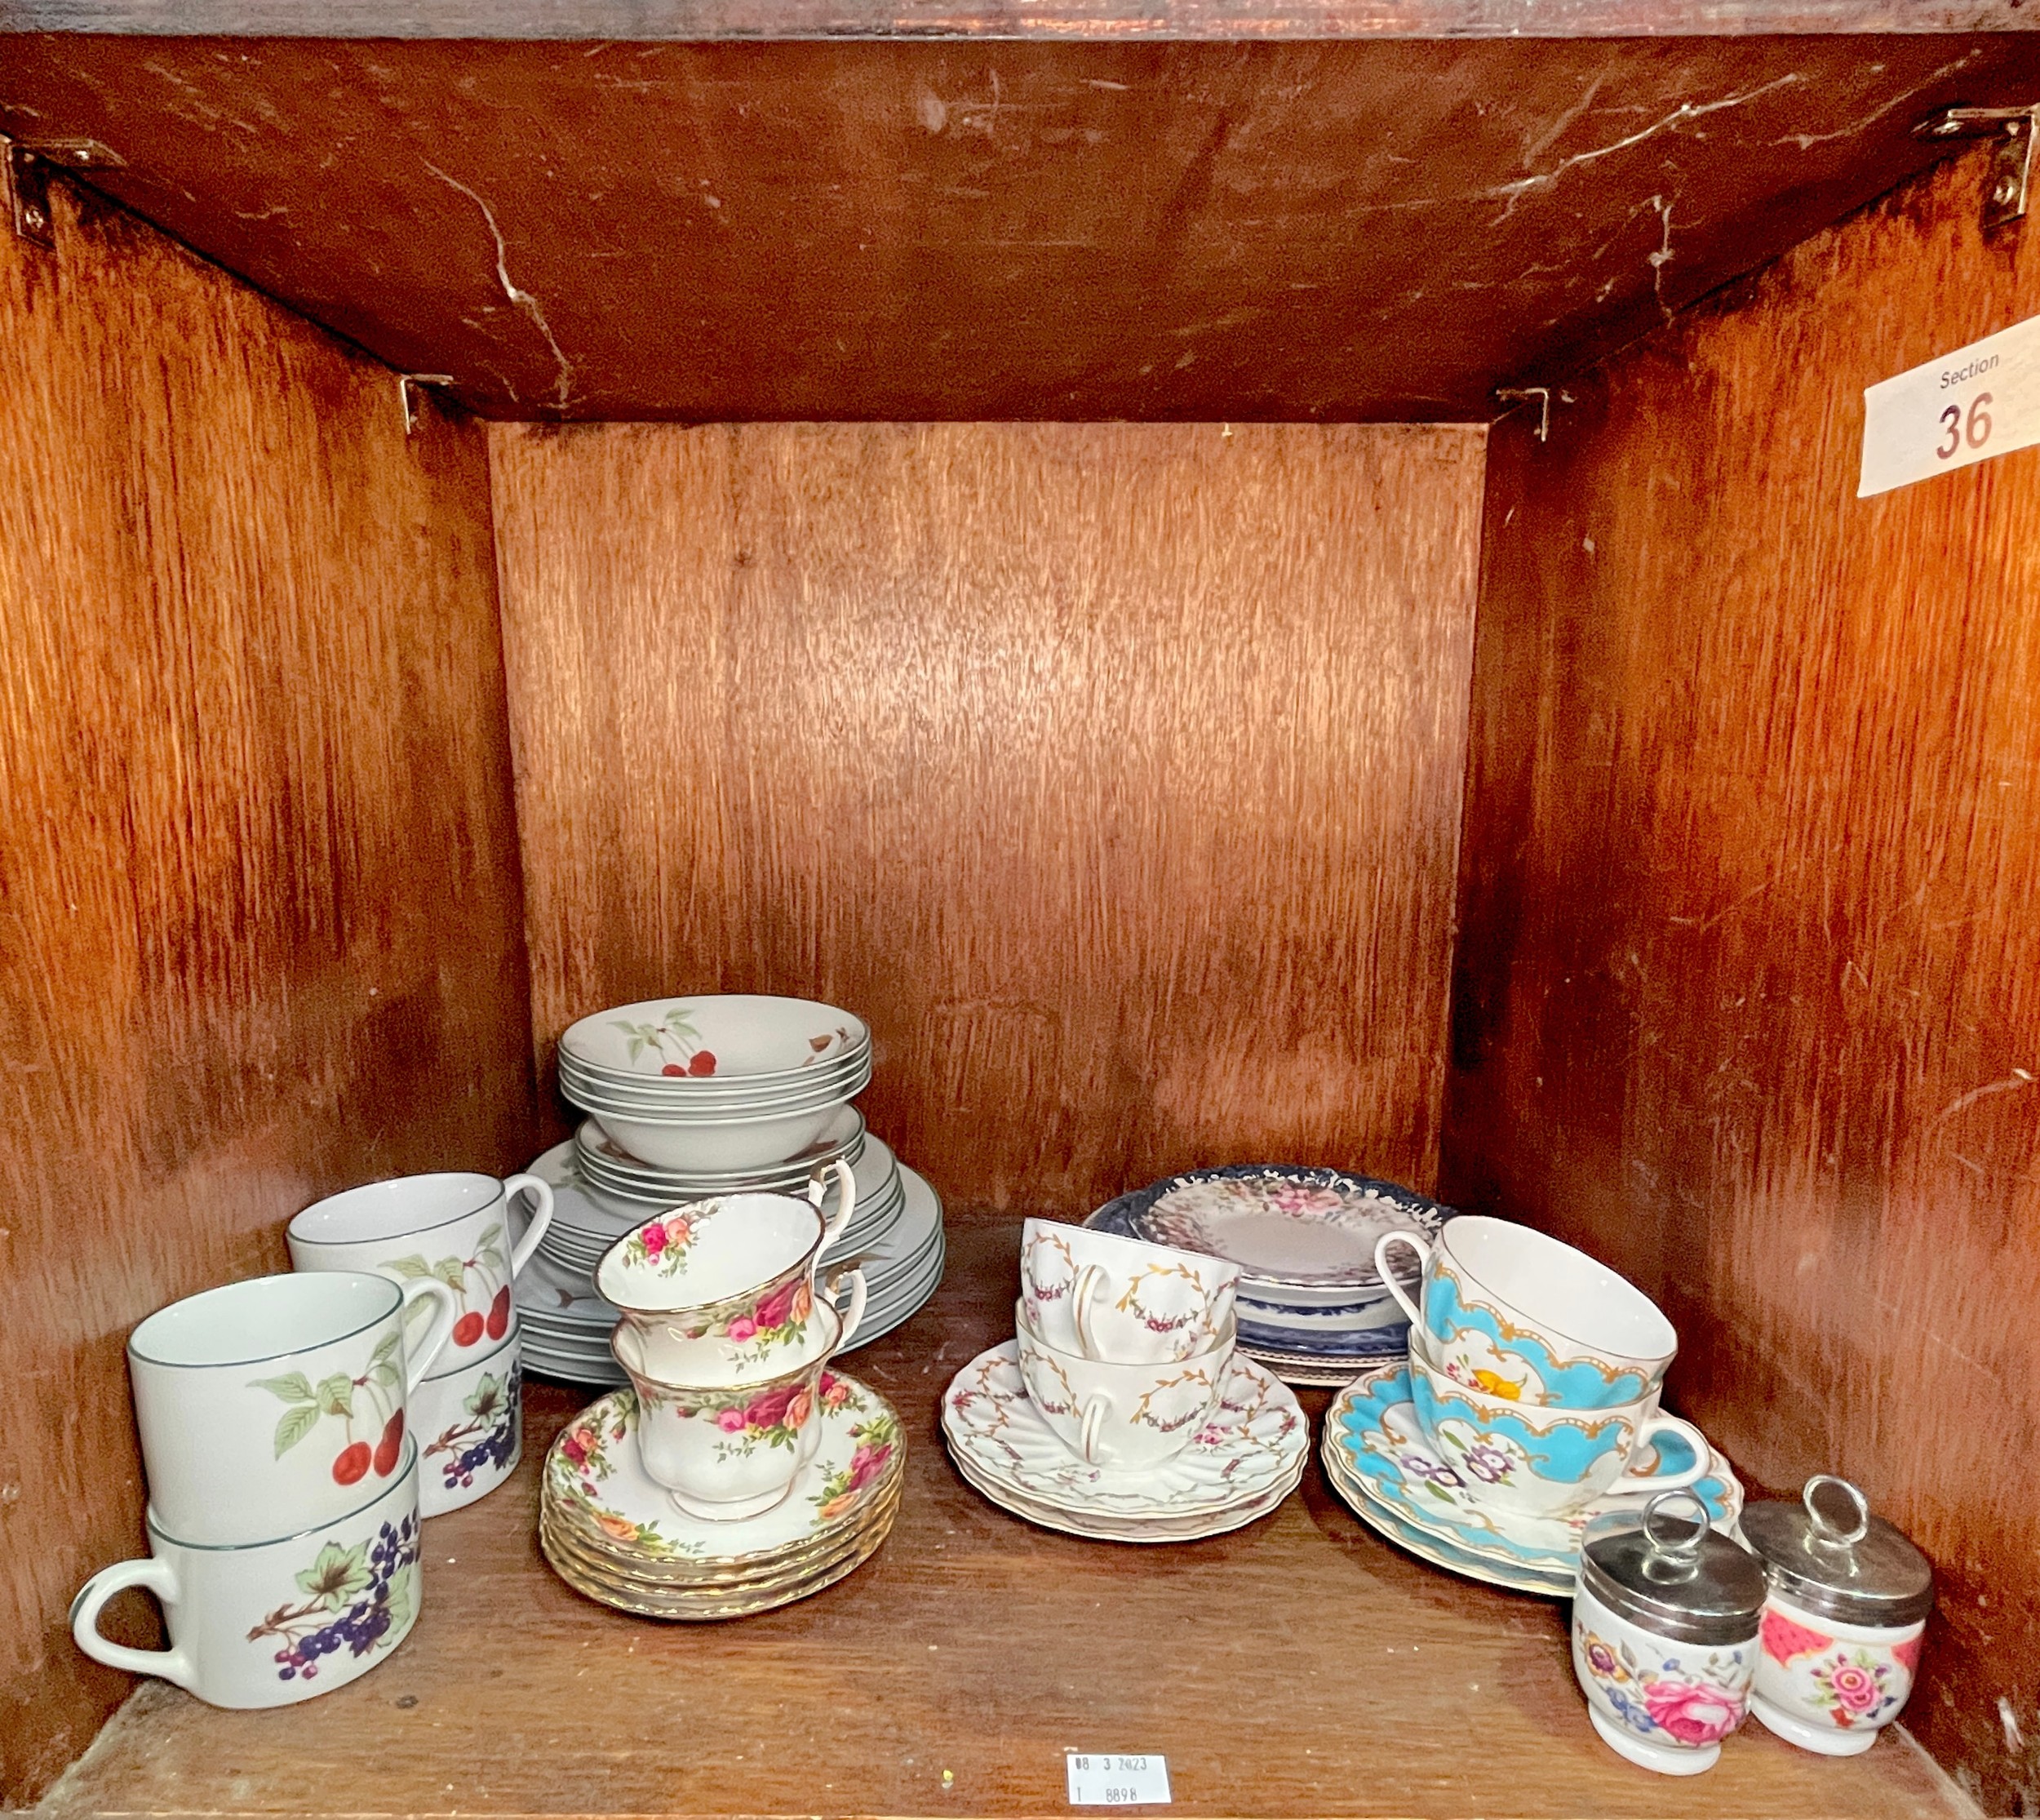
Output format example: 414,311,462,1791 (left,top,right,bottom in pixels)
46,1224,1969,1820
